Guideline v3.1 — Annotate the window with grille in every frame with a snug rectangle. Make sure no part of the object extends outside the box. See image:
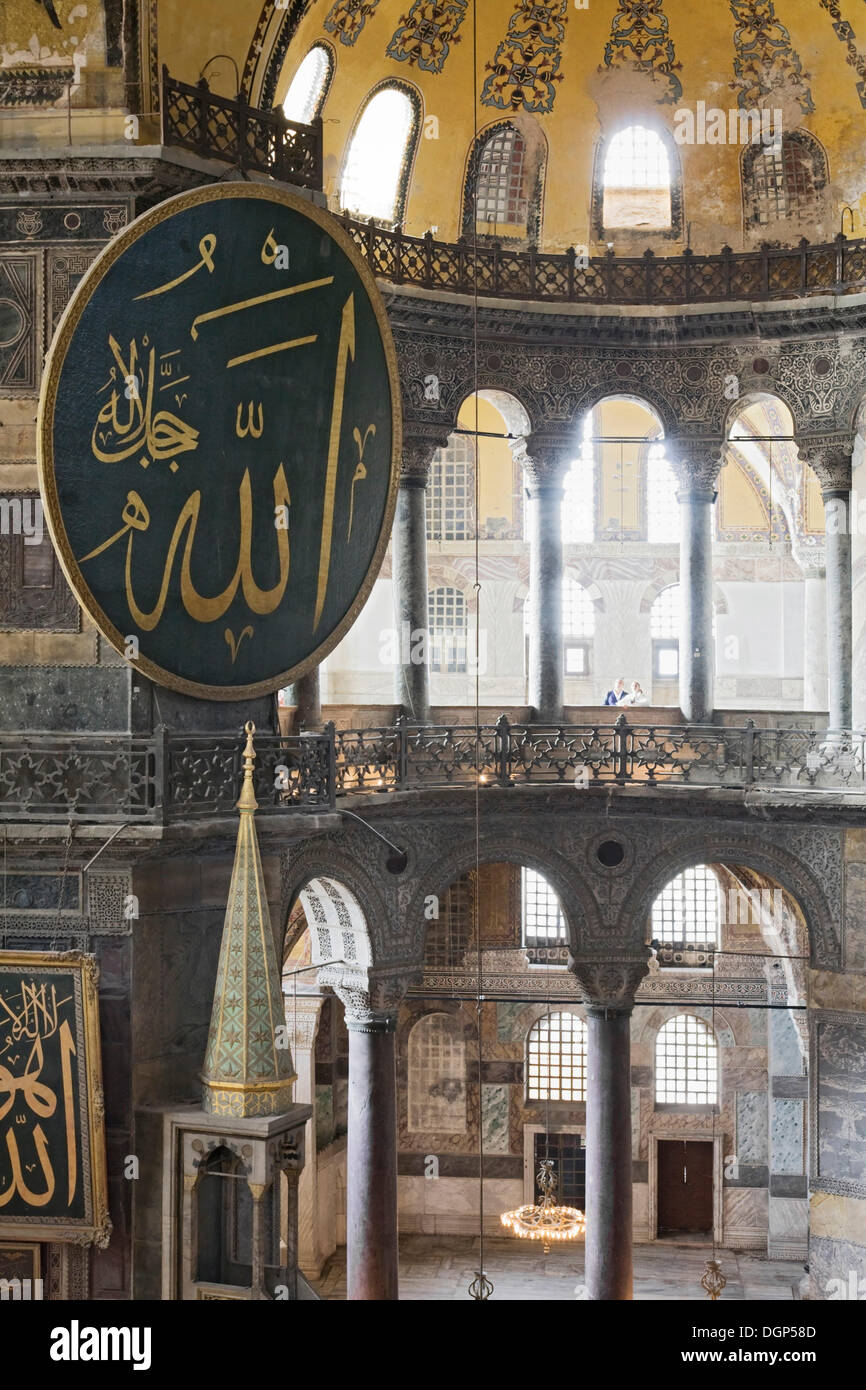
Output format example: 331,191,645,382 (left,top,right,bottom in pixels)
563,577,596,638
603,126,672,230
475,127,527,229
652,865,721,947
428,586,467,673
408,1013,466,1132
647,444,679,543
521,867,567,947
340,86,417,223
424,873,475,967
282,45,331,124
526,1012,587,1102
427,435,475,540
651,583,679,681
562,430,595,543
744,132,827,228
655,1014,718,1105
